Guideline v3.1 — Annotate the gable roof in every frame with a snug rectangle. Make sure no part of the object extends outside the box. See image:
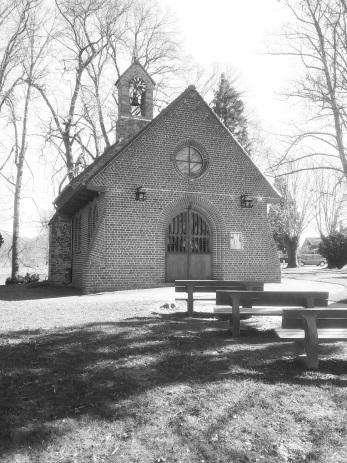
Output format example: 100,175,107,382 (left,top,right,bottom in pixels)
302,237,322,247
55,86,198,209
195,91,281,201
115,60,156,87
54,85,280,214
